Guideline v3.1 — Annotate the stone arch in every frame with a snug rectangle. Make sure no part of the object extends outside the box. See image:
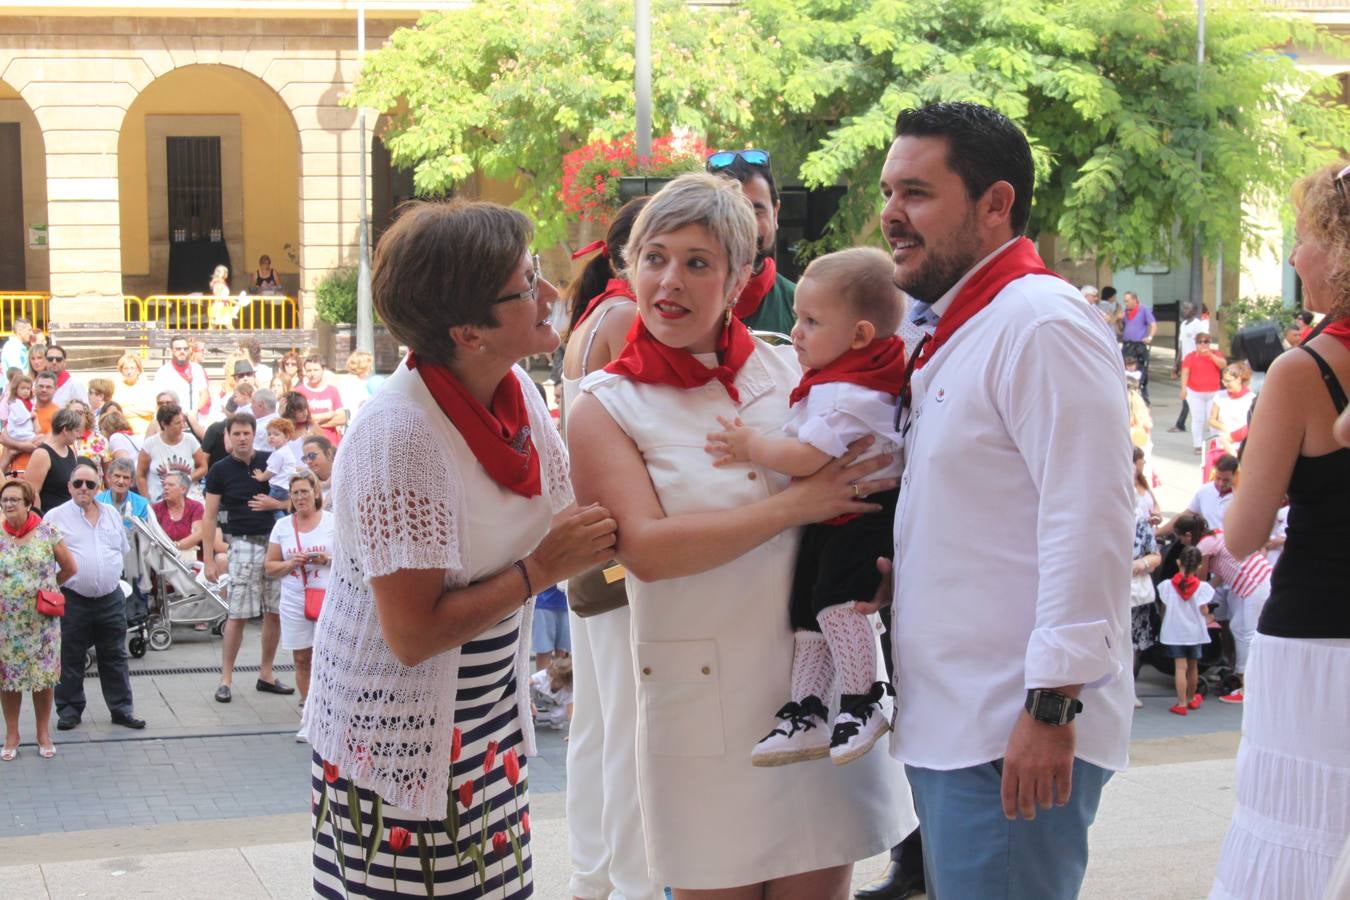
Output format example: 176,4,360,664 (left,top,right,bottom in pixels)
0,77,49,295
117,63,301,299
